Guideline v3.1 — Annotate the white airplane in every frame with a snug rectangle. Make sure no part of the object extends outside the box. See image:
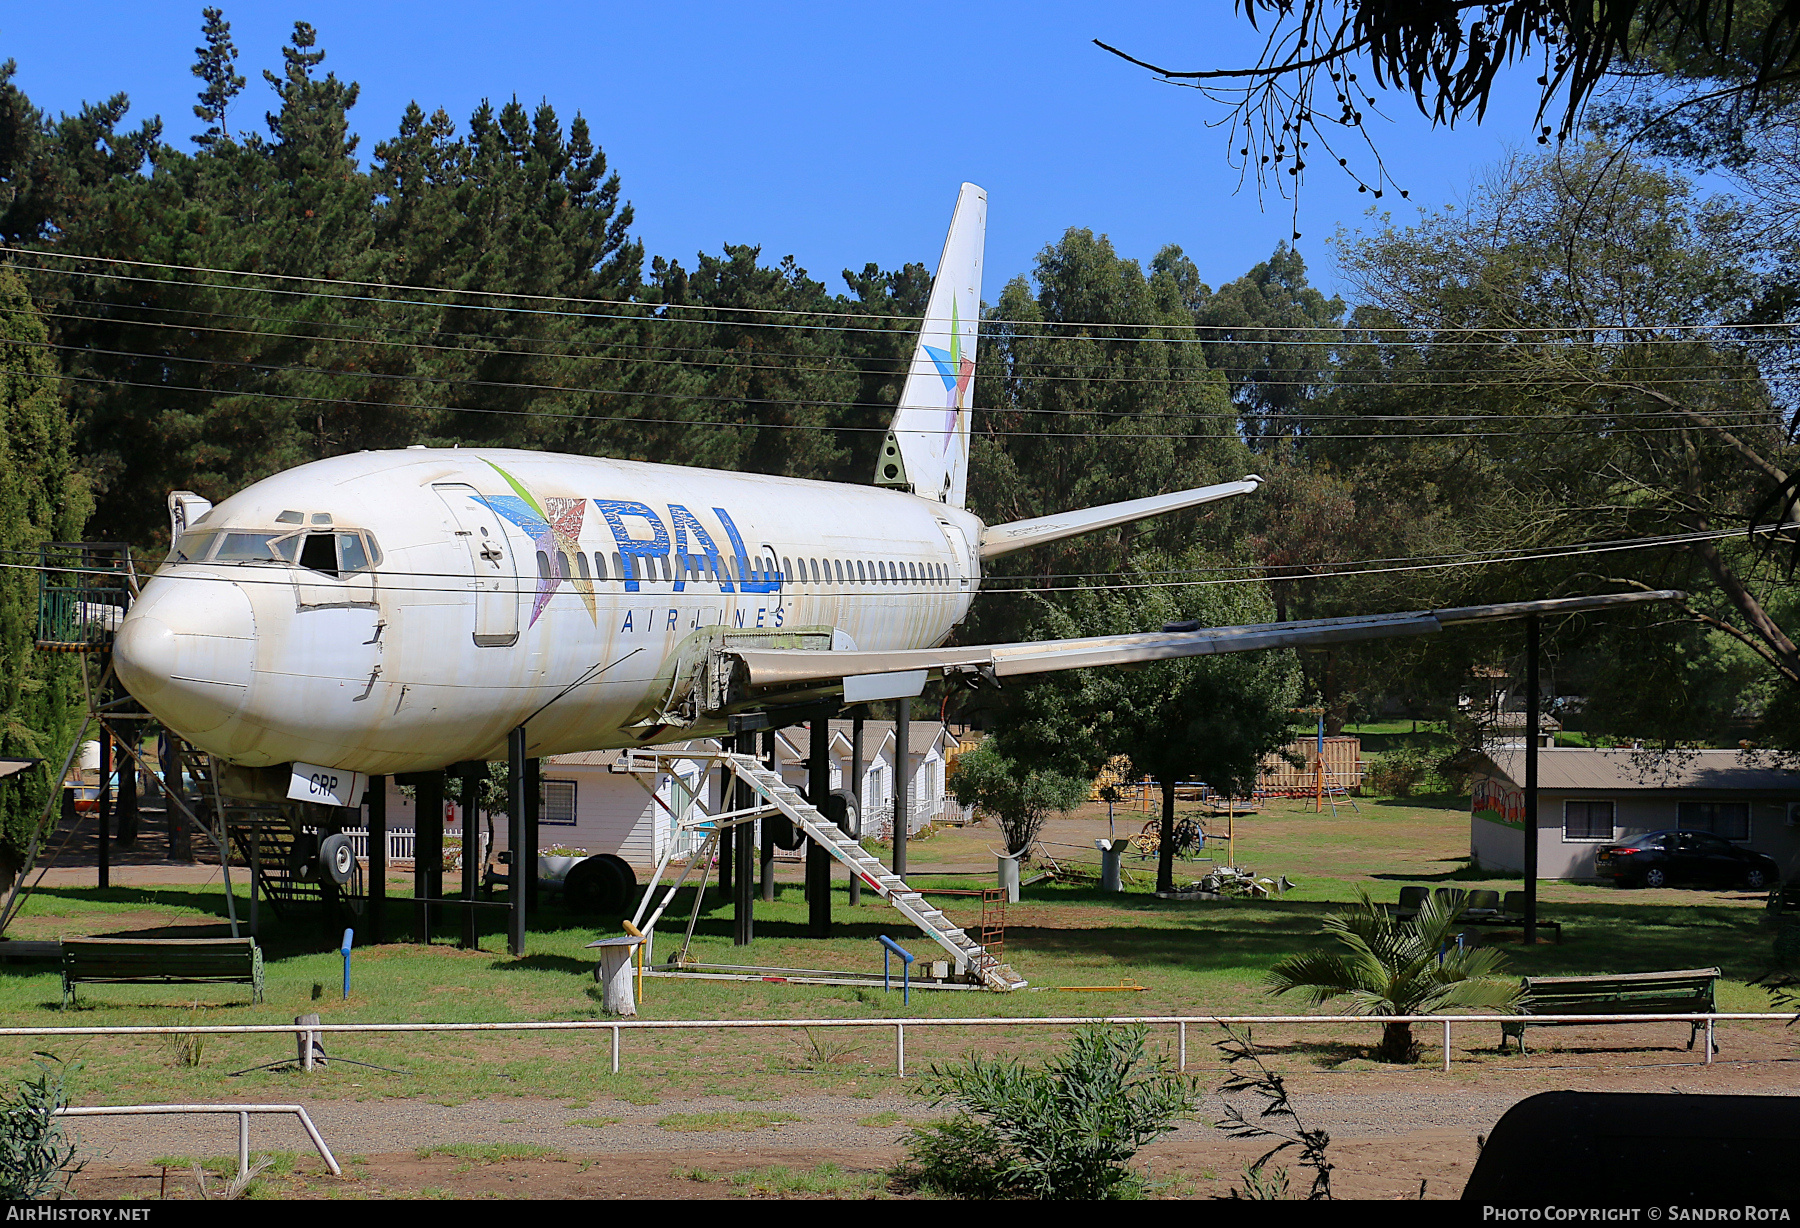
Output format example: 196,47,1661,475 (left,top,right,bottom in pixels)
111,183,1676,807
